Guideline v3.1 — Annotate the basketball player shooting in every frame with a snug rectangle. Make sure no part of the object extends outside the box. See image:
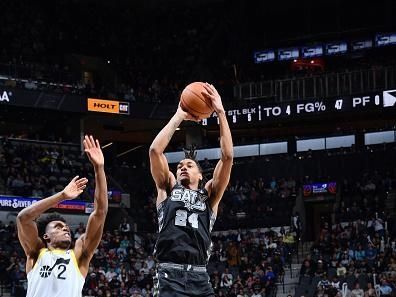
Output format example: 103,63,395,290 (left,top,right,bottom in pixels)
149,83,233,297
16,135,108,297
